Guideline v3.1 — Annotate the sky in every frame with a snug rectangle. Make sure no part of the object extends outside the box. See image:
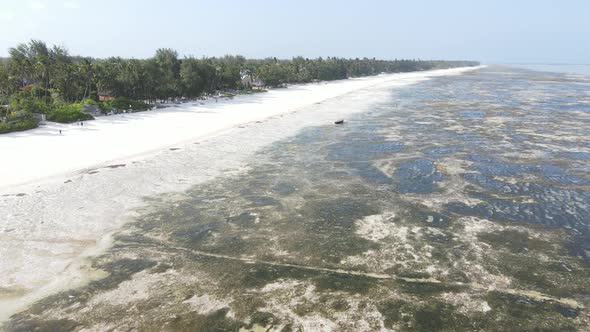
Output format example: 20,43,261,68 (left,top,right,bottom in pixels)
0,0,588,63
